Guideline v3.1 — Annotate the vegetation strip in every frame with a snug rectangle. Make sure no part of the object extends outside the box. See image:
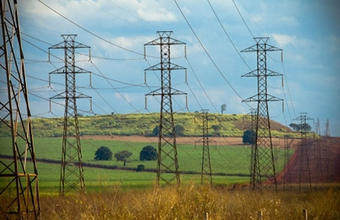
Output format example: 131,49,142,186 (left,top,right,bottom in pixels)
0,155,250,177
